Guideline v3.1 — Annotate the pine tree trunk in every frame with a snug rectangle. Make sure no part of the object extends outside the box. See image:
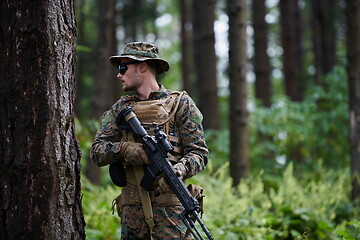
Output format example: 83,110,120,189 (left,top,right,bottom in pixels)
228,0,249,185
280,0,303,102
252,0,271,107
192,0,220,130
347,0,360,201
0,0,85,239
